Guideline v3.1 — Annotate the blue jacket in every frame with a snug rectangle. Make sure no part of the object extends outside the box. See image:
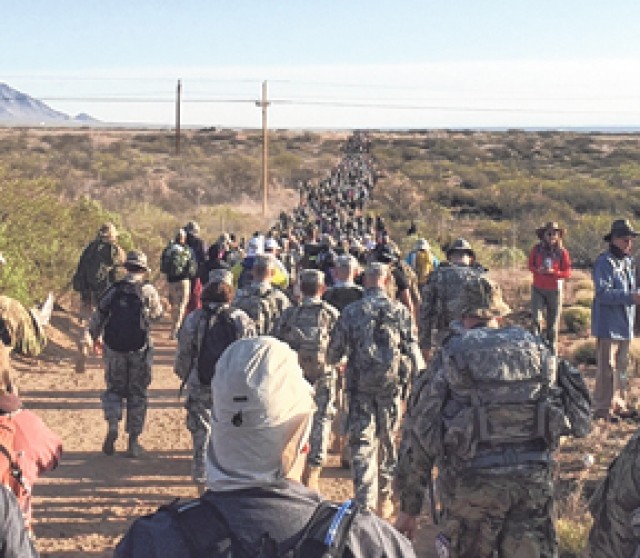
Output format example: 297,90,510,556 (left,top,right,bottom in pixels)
591,250,636,340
